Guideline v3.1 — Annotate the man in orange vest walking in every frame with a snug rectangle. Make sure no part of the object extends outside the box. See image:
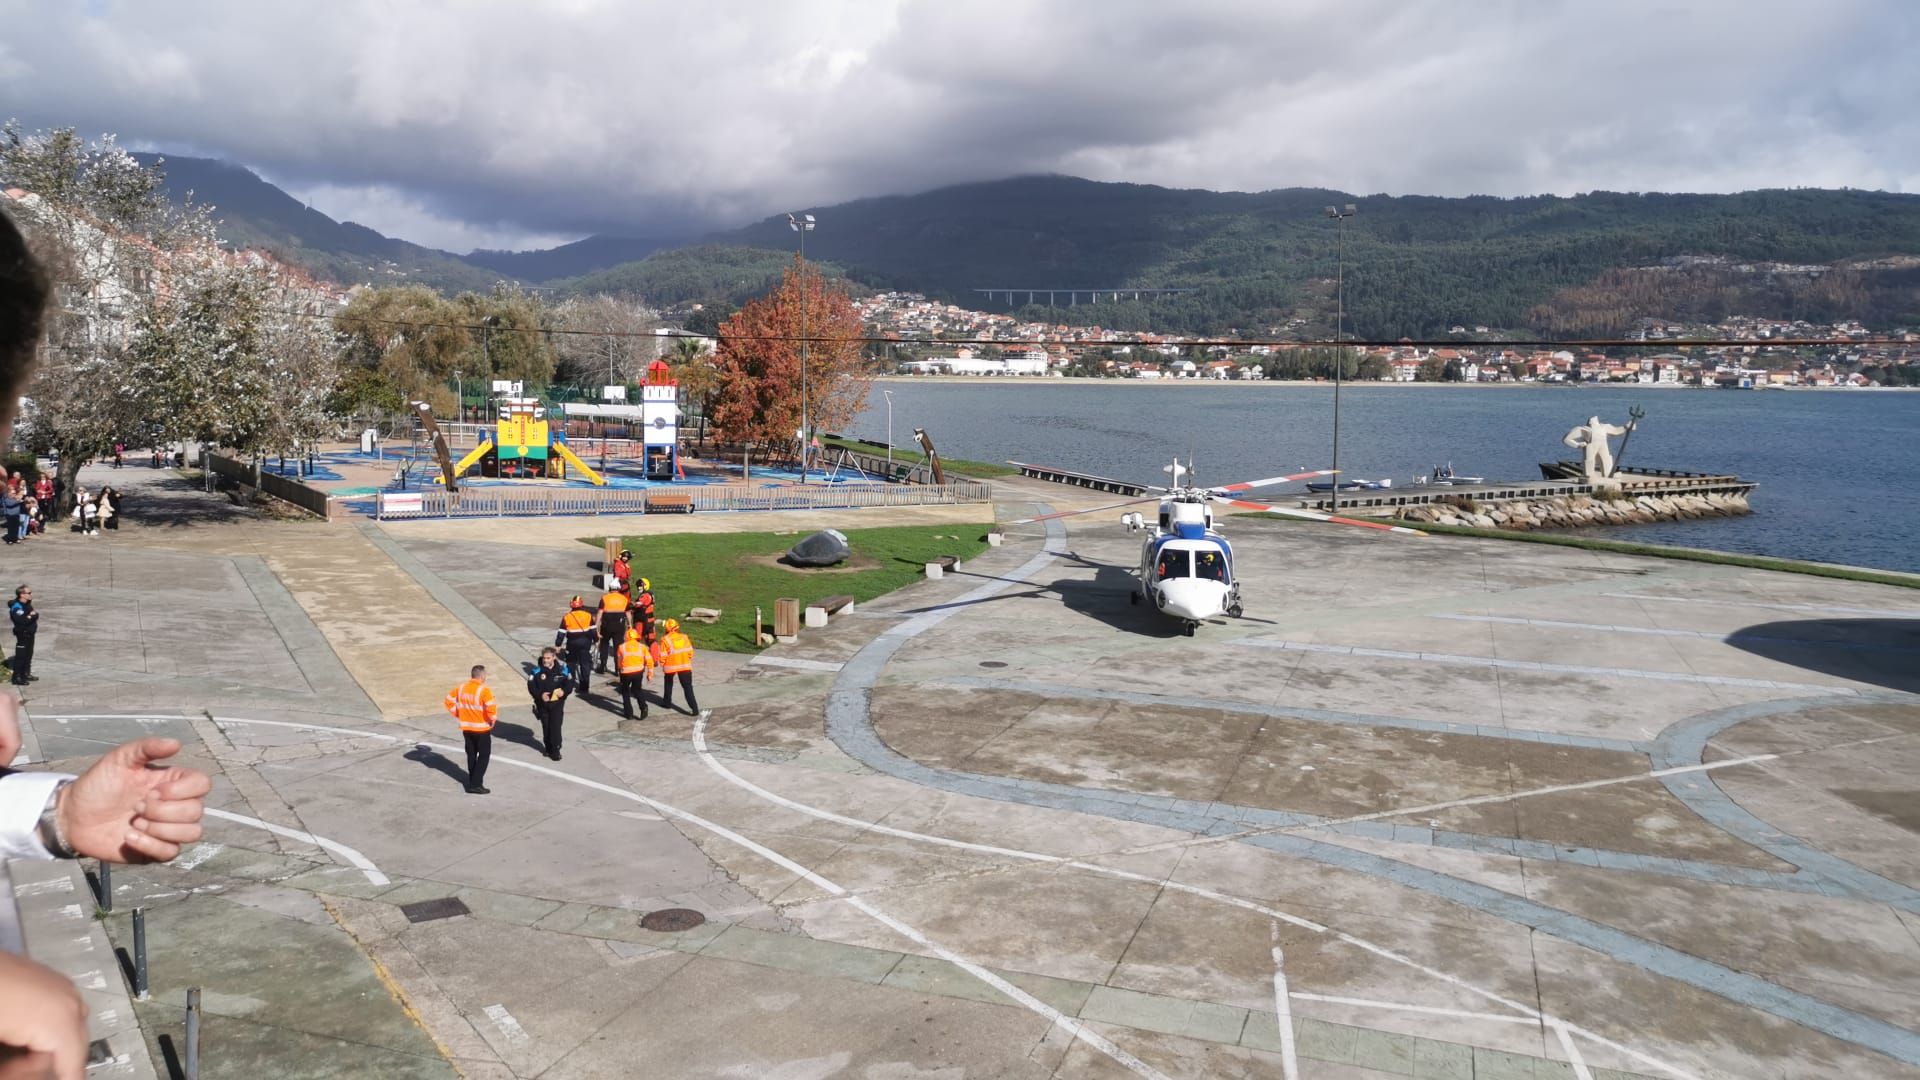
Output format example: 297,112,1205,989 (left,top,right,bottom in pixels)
614,628,655,720
594,585,632,675
652,618,700,715
444,664,499,794
555,596,598,696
